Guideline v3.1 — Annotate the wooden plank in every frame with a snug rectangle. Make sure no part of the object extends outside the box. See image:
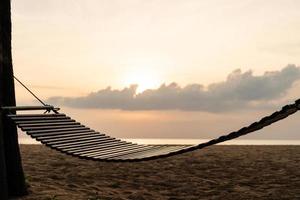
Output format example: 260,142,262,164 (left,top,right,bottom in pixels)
107,145,169,160
42,134,108,145
21,124,84,131
99,145,158,159
81,145,142,158
8,114,65,118
28,127,90,134
103,146,164,160
135,146,185,158
19,122,79,127
74,143,138,156
11,116,70,121
36,131,103,140
15,119,75,124
60,139,125,152
125,145,189,160
30,129,94,137
51,137,116,148
39,132,102,142
48,136,114,147
52,138,118,150
1,105,58,111
112,145,168,159
69,141,129,154
107,145,188,160
84,144,149,158
92,145,155,159
146,145,189,154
